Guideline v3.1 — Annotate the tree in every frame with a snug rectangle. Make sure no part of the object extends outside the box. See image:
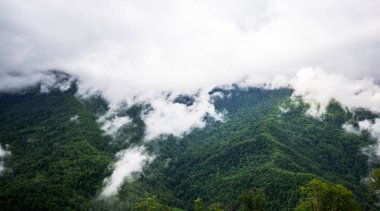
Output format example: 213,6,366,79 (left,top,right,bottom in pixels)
326,185,360,211
208,202,224,211
368,168,380,205
295,179,360,211
369,168,380,191
133,196,183,211
133,196,162,211
239,188,267,211
194,197,203,211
